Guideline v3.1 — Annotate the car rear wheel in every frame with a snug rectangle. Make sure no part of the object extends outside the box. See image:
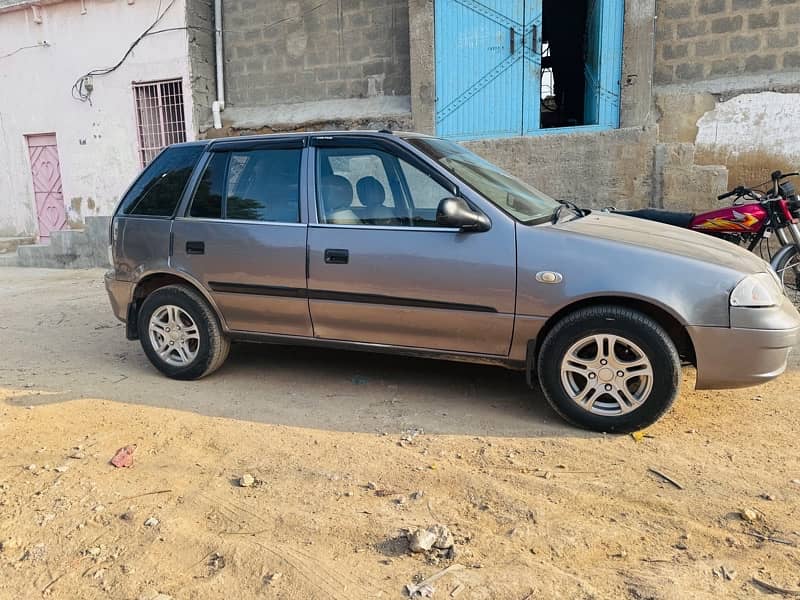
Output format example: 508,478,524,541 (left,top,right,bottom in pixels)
137,284,230,380
537,306,680,433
